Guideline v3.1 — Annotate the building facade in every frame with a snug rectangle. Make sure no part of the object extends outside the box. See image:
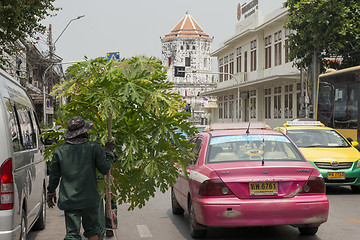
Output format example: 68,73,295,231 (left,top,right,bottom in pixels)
161,12,217,125
1,38,63,126
203,3,309,128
